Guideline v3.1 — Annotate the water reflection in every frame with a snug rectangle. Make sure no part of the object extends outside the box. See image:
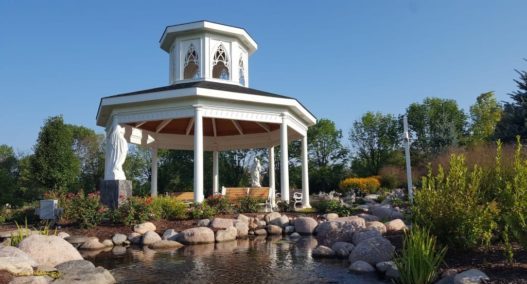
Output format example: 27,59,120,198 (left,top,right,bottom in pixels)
89,236,387,284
